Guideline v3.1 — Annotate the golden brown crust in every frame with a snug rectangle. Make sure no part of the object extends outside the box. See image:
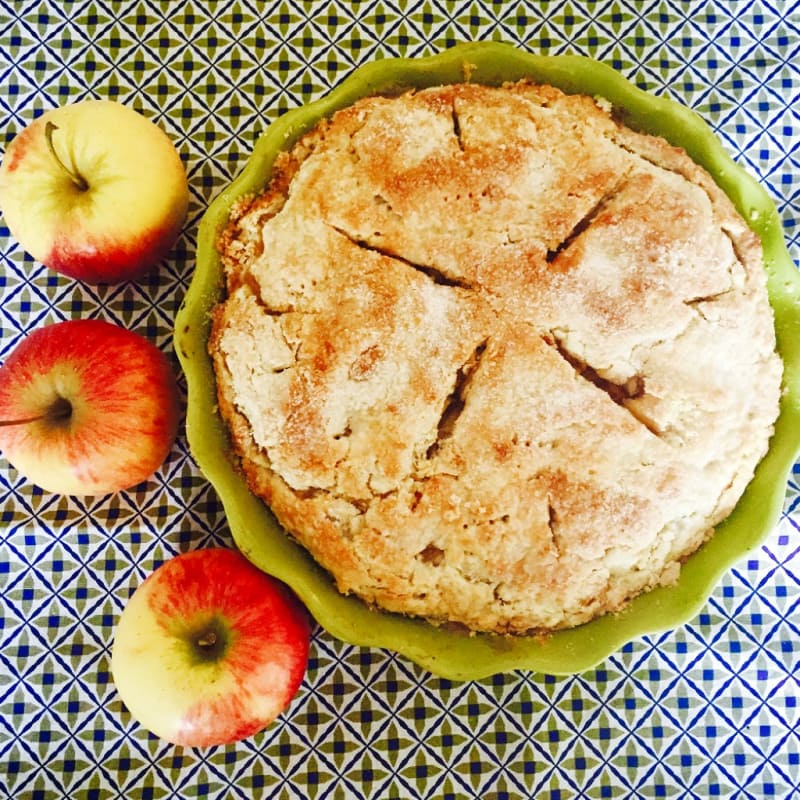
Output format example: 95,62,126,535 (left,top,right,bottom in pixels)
210,81,782,634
